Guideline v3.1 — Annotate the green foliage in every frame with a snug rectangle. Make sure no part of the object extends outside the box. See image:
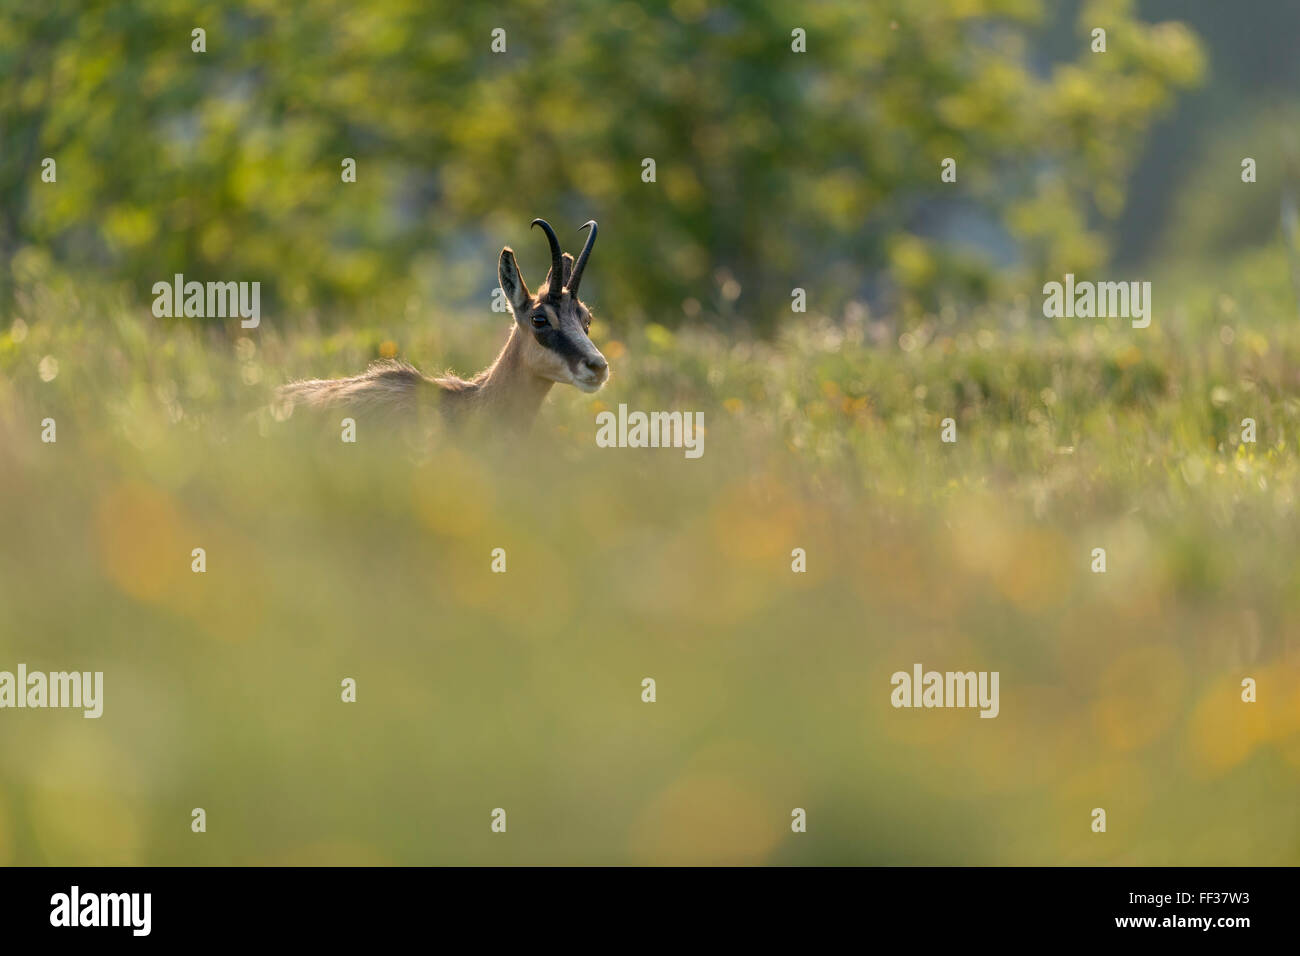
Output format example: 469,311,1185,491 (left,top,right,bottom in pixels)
8,0,1297,868
1,0,1202,327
